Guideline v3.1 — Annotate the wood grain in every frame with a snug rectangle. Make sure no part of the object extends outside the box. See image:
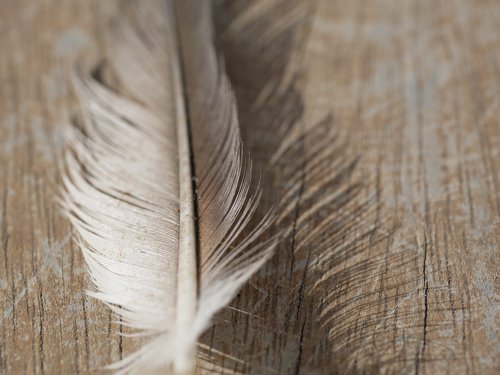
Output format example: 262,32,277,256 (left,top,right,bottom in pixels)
0,0,498,374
